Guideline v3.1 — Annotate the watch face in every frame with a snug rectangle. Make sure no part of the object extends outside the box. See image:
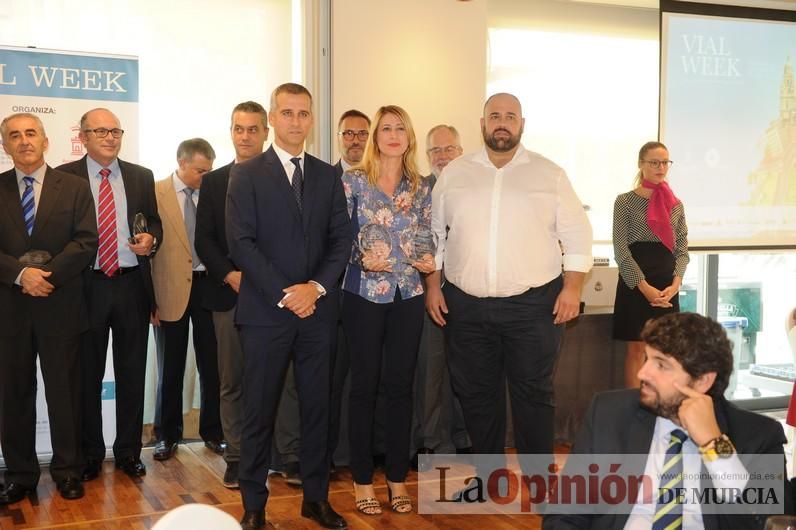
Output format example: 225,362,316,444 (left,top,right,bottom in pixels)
715,436,734,457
